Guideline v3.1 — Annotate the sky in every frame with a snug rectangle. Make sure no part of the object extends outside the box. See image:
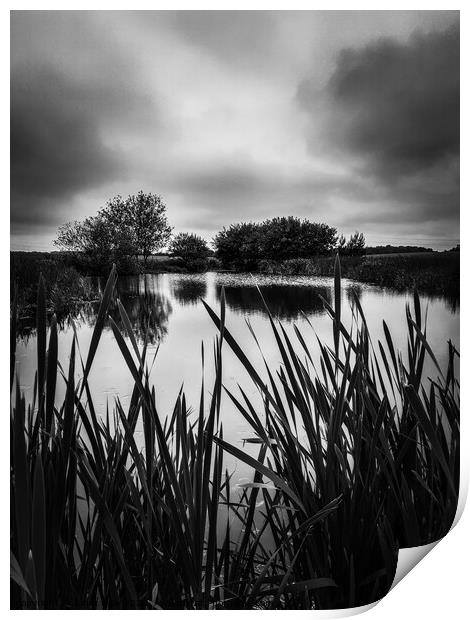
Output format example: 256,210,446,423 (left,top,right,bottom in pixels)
10,10,459,251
